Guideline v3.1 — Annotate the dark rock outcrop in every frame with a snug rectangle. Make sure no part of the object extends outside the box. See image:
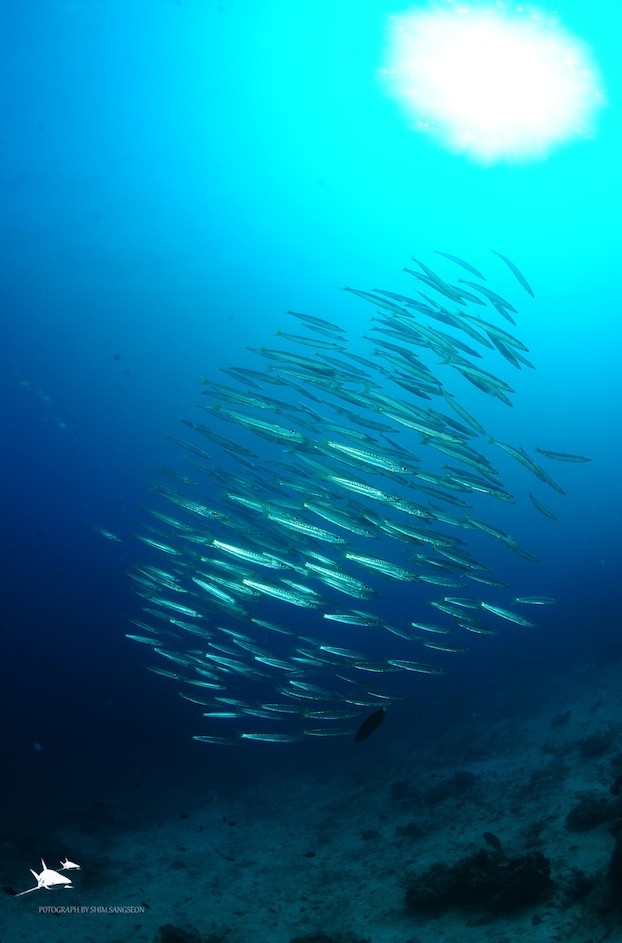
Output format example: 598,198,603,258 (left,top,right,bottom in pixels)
405,848,553,915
